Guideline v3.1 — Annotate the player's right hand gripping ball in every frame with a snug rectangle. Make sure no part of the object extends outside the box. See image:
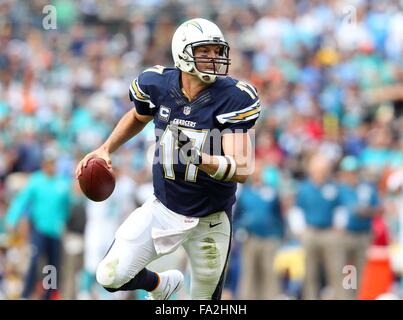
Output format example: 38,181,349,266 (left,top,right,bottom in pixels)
78,157,115,202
